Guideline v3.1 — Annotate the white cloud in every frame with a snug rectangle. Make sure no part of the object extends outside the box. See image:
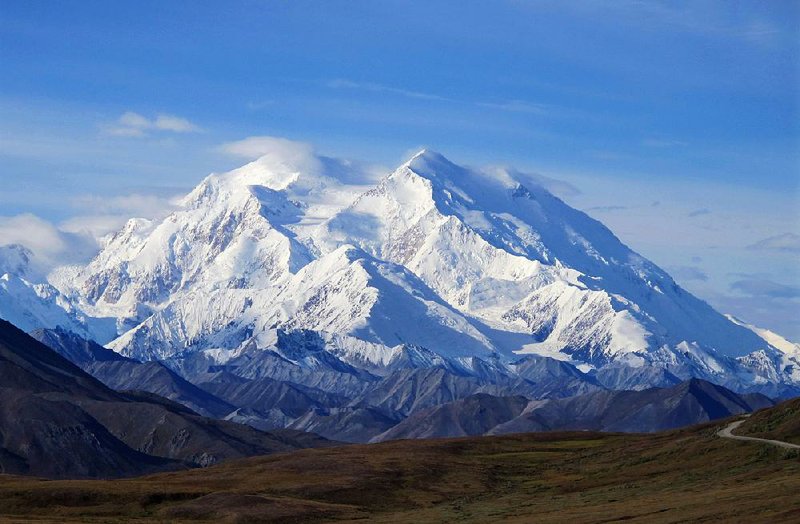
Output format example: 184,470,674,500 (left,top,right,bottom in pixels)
0,189,184,273
70,193,179,216
118,111,151,129
217,135,387,187
218,136,315,161
103,111,201,137
217,136,324,176
105,126,147,138
59,215,131,239
62,192,181,238
154,114,201,133
0,214,98,273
